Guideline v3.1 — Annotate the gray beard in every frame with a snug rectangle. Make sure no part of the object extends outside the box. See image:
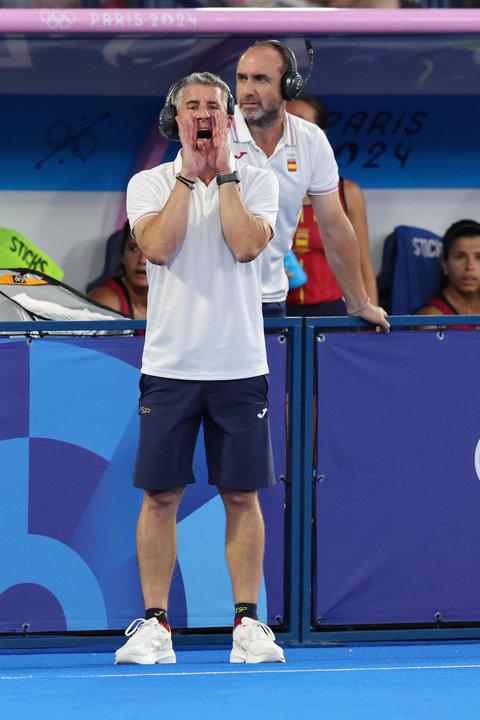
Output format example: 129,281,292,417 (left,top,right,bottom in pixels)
241,104,283,129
